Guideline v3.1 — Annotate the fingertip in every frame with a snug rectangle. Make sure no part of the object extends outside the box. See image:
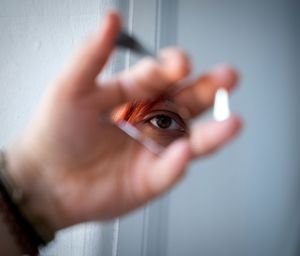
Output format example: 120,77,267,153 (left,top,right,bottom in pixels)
214,114,243,140
190,114,243,157
98,10,122,43
211,64,239,91
214,114,243,152
227,114,243,134
159,47,192,81
61,10,123,96
105,9,122,28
